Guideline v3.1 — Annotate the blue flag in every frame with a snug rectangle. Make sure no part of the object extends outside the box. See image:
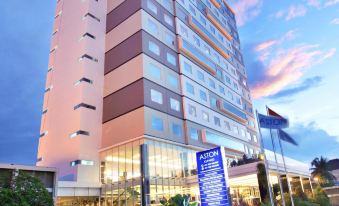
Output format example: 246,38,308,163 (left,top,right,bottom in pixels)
278,129,298,146
258,113,289,129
